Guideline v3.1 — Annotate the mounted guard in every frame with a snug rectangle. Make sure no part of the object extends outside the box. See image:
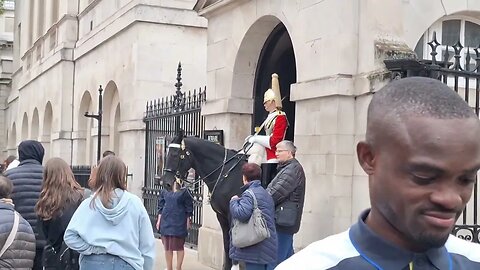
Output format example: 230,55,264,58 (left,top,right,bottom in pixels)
246,73,288,187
